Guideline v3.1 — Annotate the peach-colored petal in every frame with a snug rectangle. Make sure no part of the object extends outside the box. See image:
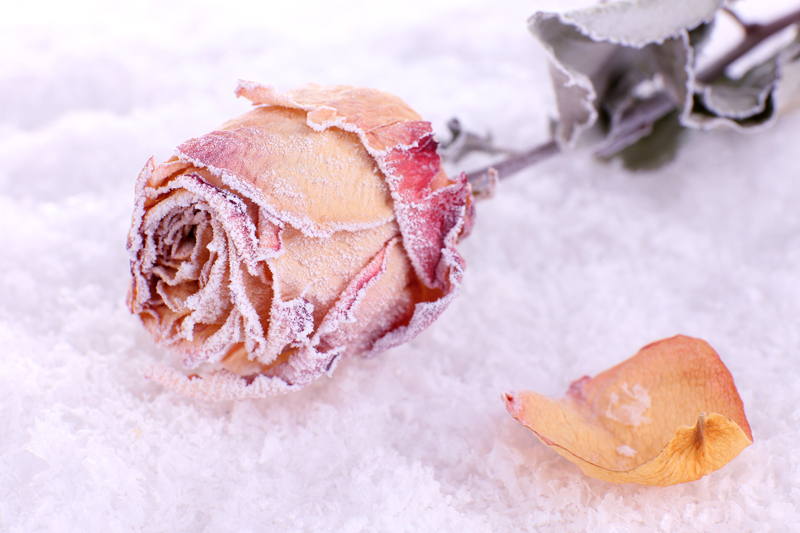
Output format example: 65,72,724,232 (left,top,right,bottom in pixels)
314,237,416,356
260,236,405,389
235,79,471,290
177,107,395,236
224,236,409,392
505,335,753,486
268,220,399,317
141,365,304,399
235,82,422,141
